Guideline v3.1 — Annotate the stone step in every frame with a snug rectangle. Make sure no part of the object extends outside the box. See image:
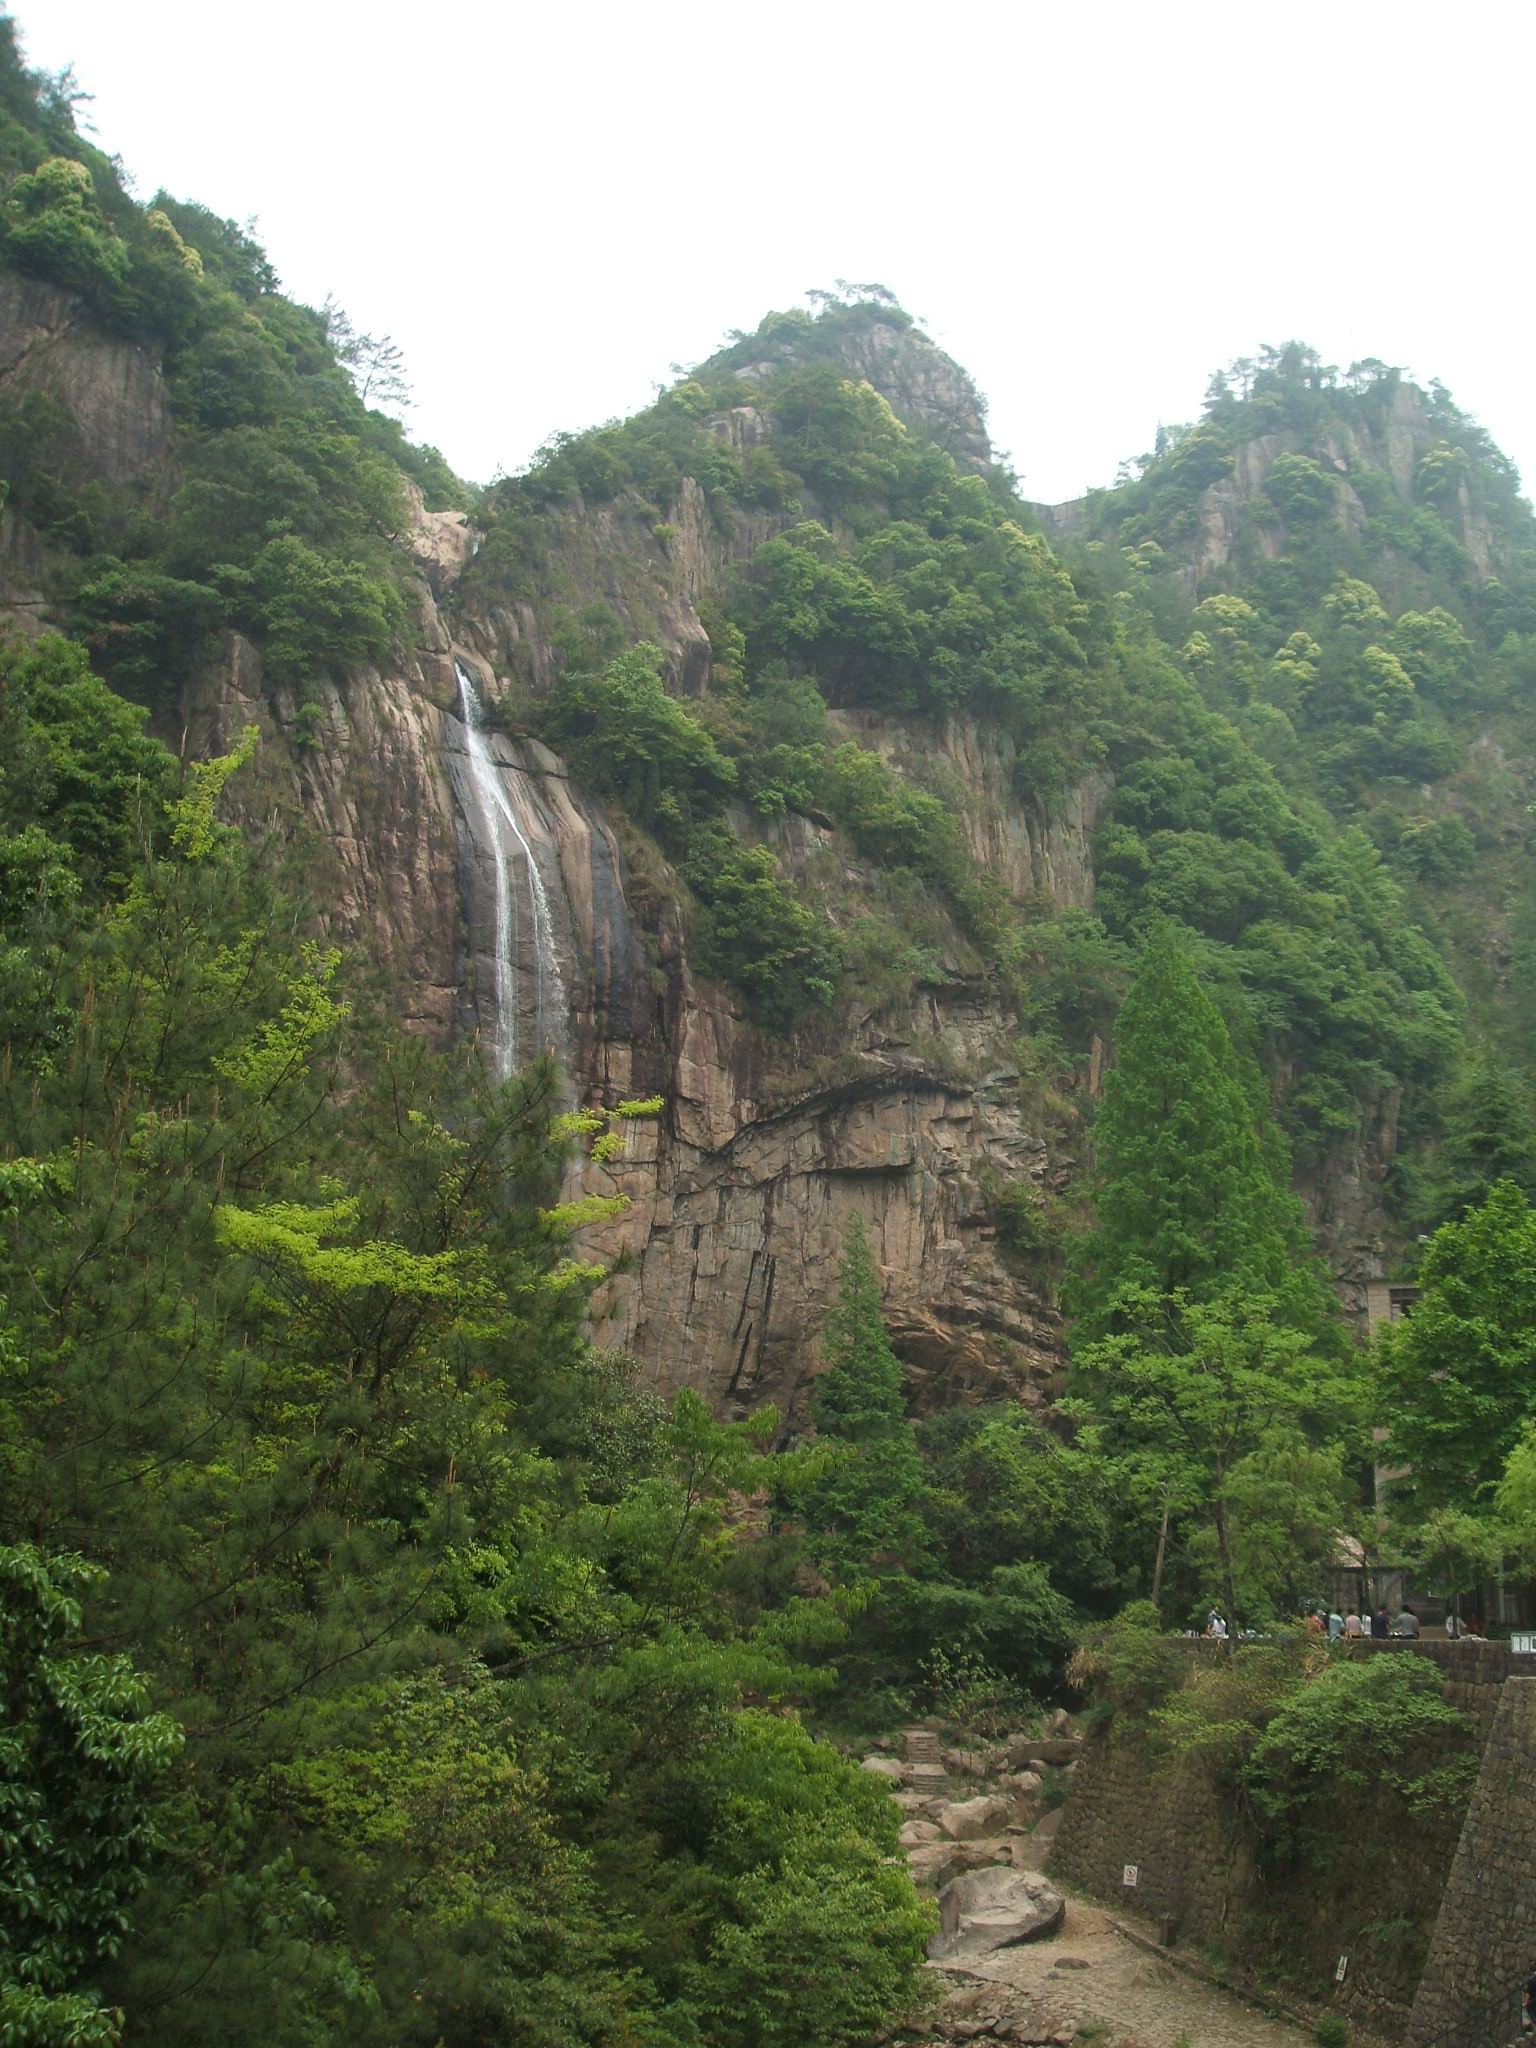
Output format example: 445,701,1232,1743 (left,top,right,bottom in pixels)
903,1725,944,1762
